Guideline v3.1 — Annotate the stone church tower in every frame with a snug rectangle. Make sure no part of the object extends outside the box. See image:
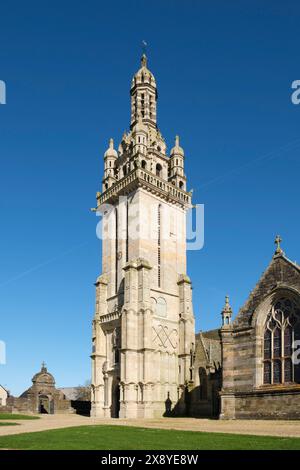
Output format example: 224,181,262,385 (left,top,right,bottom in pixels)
91,54,195,418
